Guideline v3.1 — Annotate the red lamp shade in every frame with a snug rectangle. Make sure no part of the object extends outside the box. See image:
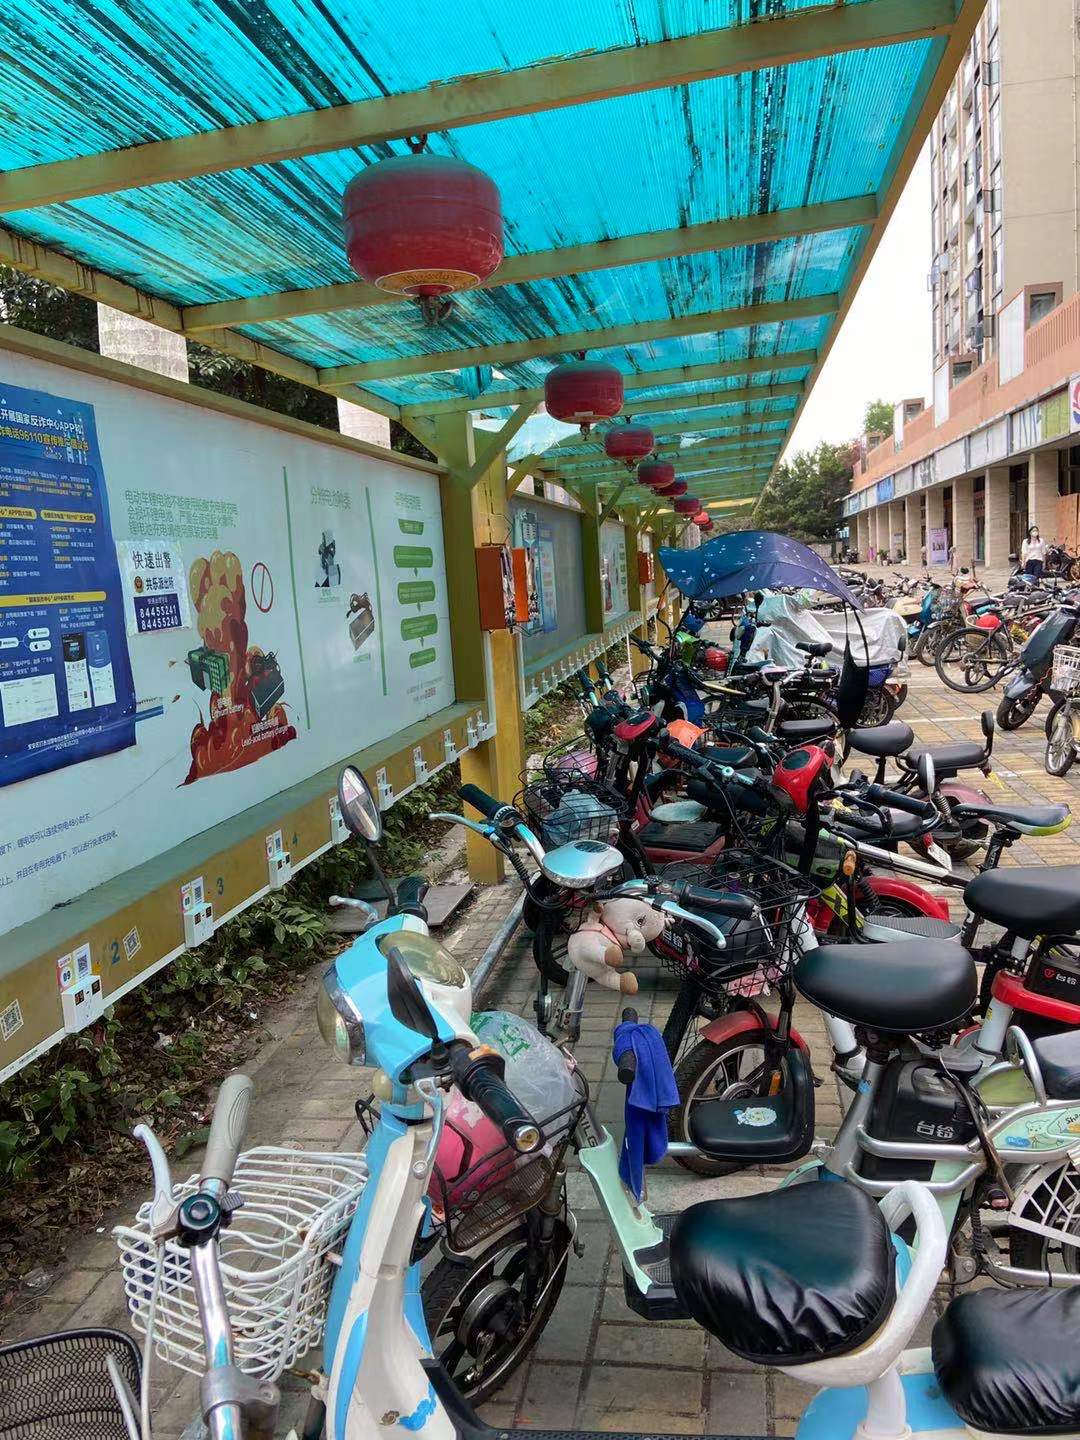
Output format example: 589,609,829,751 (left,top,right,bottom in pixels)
604,422,654,467
545,359,624,433
674,496,700,514
637,458,675,490
667,479,688,497
344,153,503,321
